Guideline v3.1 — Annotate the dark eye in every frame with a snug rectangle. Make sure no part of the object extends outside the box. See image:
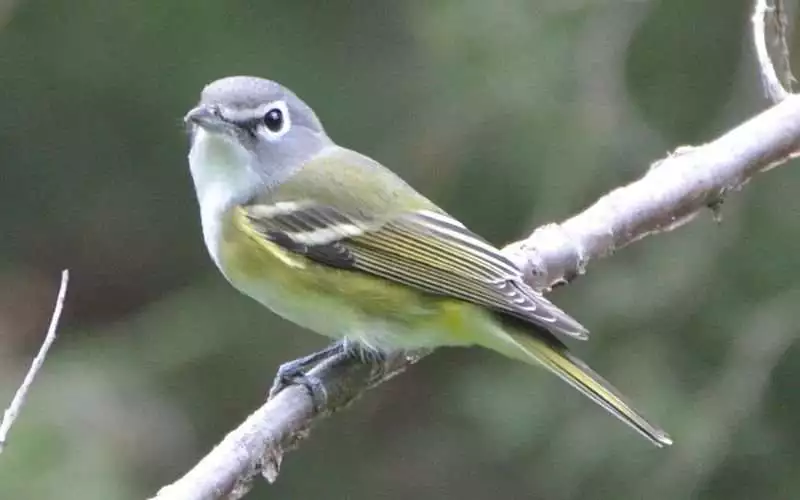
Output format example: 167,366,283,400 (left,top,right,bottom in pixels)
264,108,284,132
